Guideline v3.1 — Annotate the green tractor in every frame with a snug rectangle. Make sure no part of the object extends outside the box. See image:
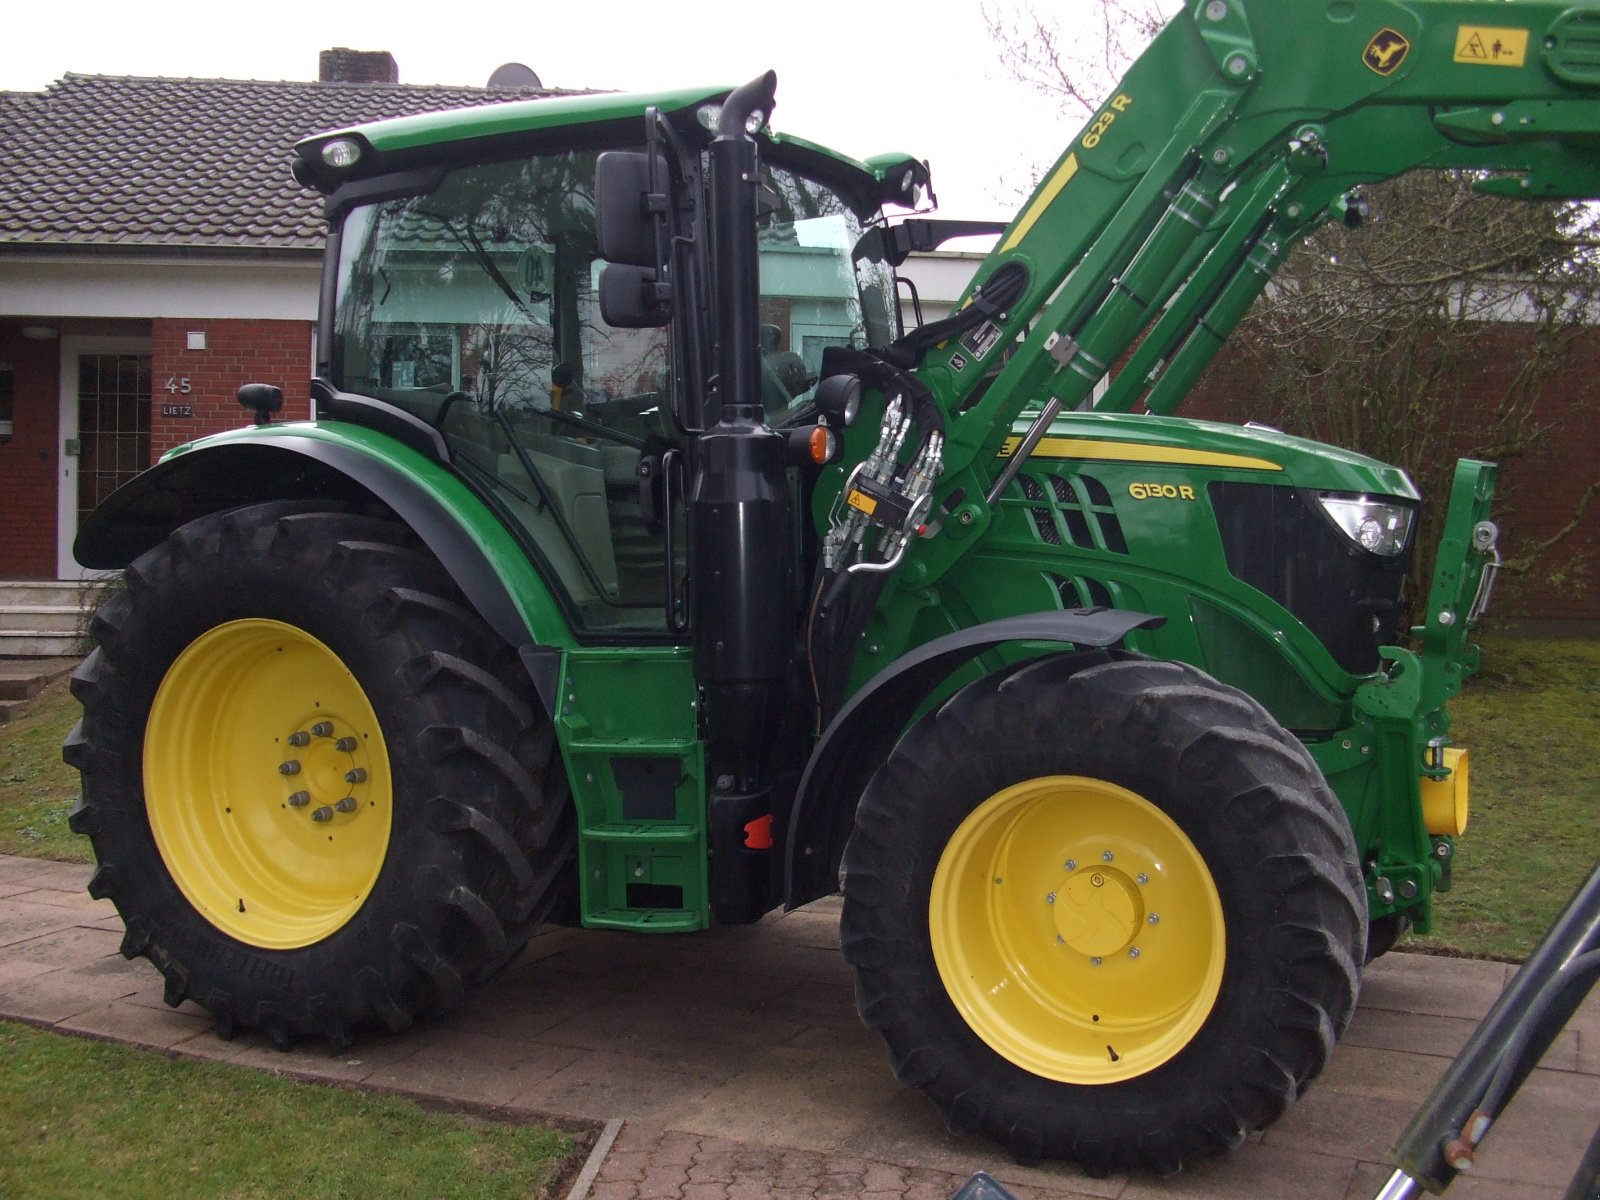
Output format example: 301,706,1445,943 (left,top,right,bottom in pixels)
66,0,1598,1175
